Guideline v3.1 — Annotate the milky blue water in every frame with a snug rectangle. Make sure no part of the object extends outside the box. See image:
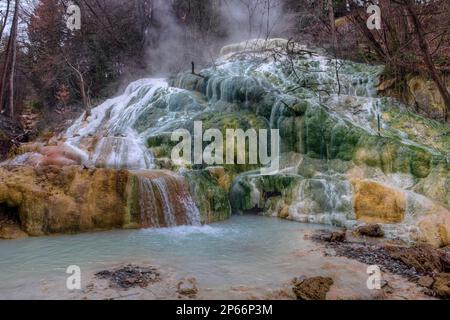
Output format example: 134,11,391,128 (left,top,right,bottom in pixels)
0,216,341,299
